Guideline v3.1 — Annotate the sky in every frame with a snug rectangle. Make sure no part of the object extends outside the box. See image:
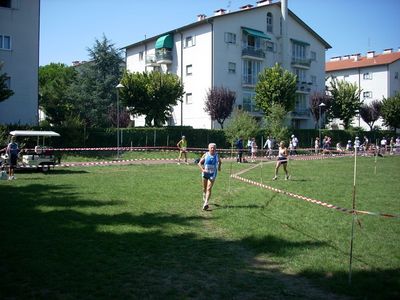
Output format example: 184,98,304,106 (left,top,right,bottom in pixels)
39,0,400,66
